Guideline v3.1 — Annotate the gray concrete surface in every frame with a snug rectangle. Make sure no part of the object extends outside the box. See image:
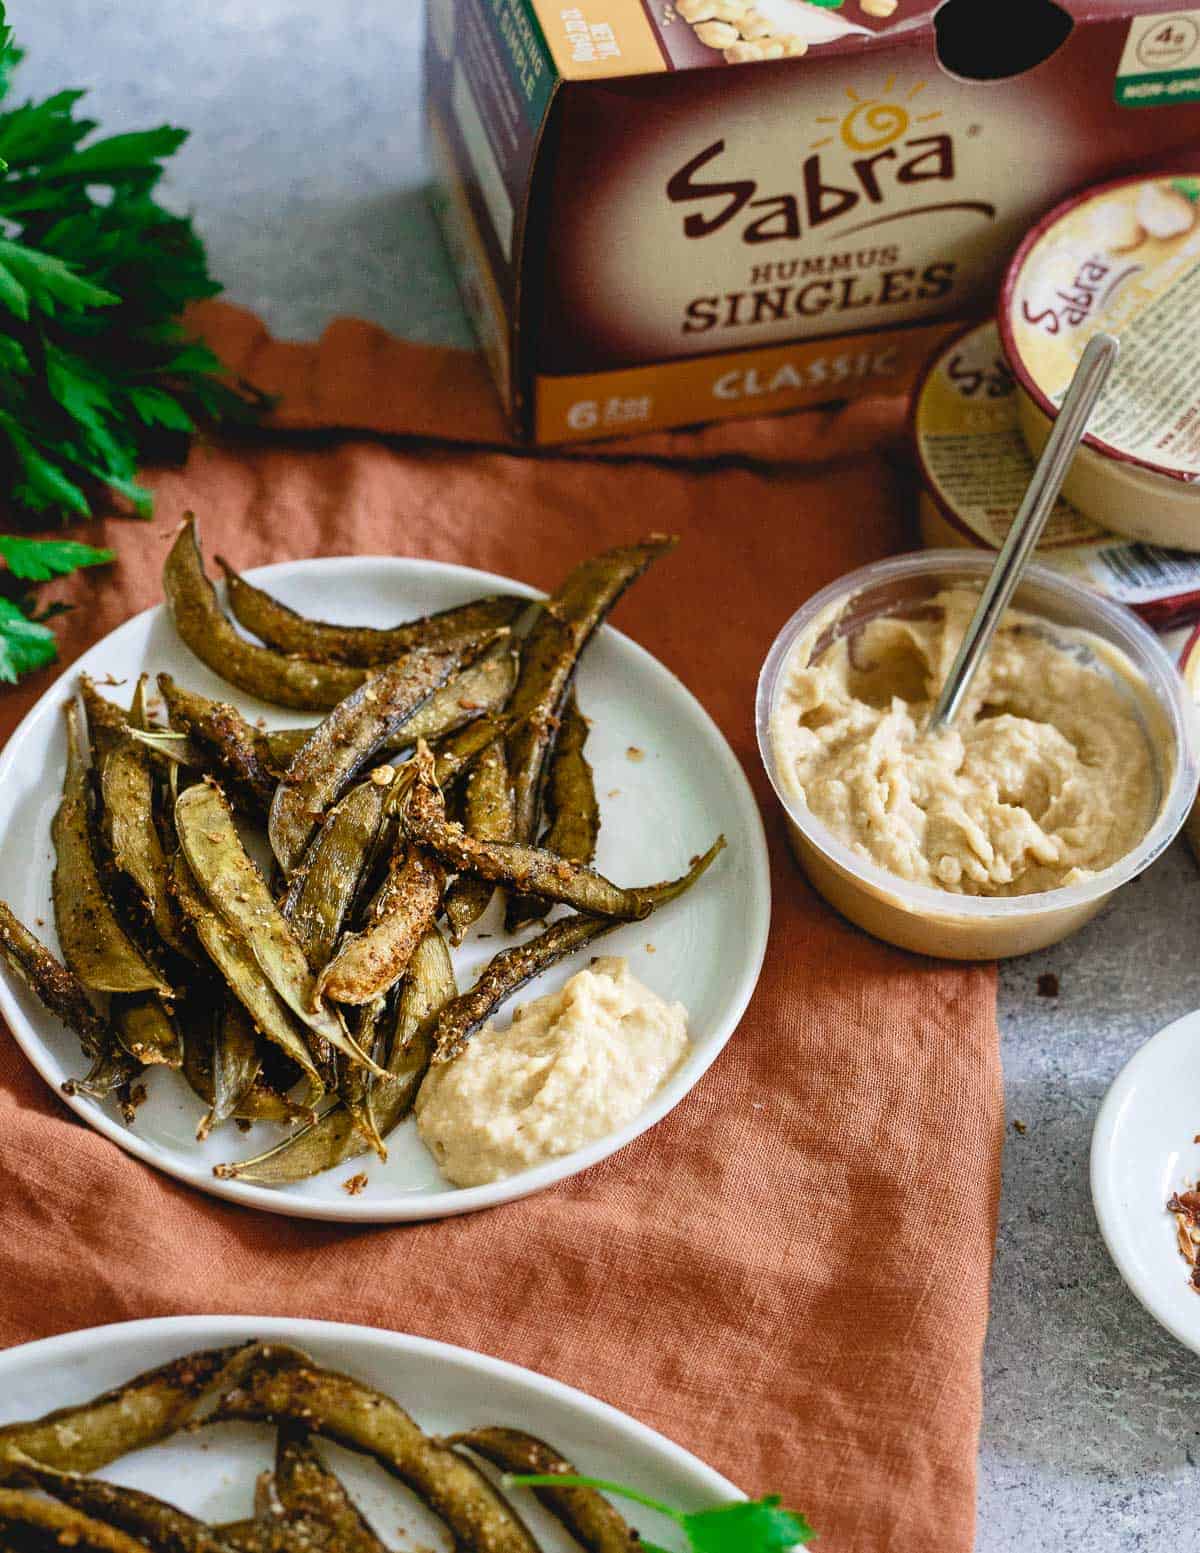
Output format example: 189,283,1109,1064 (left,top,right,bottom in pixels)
16,2,1200,1545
